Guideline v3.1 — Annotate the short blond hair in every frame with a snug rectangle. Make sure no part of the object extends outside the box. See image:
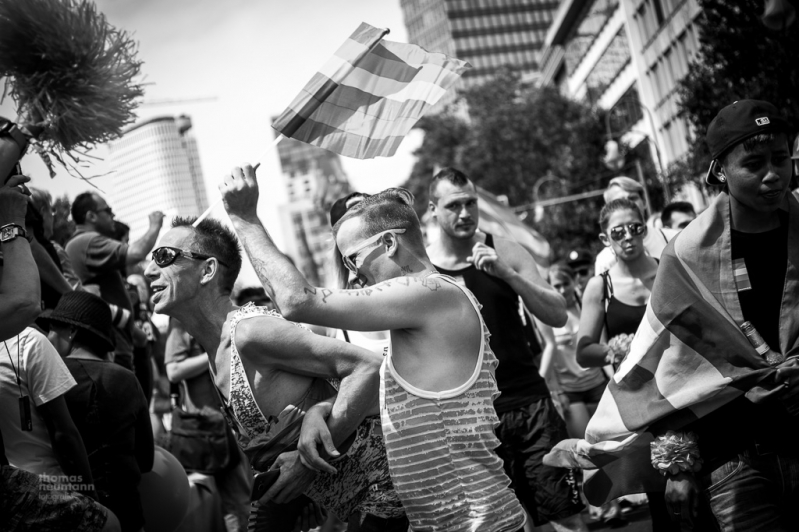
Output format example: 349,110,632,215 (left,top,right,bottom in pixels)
603,176,643,204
